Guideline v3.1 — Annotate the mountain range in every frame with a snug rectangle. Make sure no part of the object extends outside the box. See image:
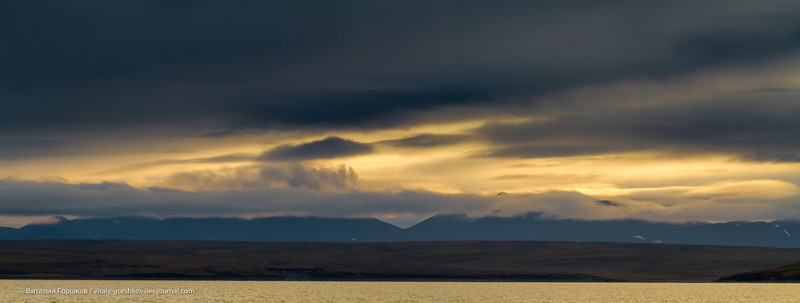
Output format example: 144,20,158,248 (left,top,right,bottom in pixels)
1,213,798,248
